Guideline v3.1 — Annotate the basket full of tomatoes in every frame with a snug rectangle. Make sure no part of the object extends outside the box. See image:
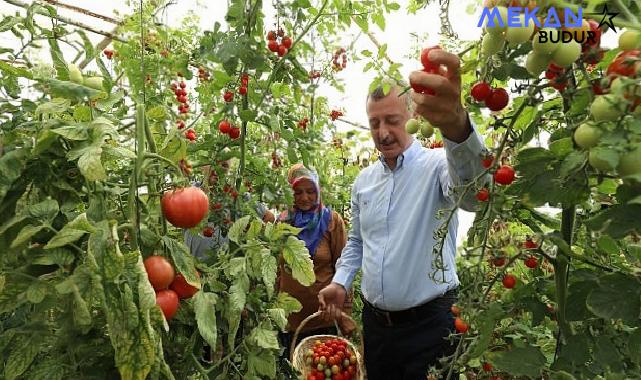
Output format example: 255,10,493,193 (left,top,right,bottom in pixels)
290,311,363,380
